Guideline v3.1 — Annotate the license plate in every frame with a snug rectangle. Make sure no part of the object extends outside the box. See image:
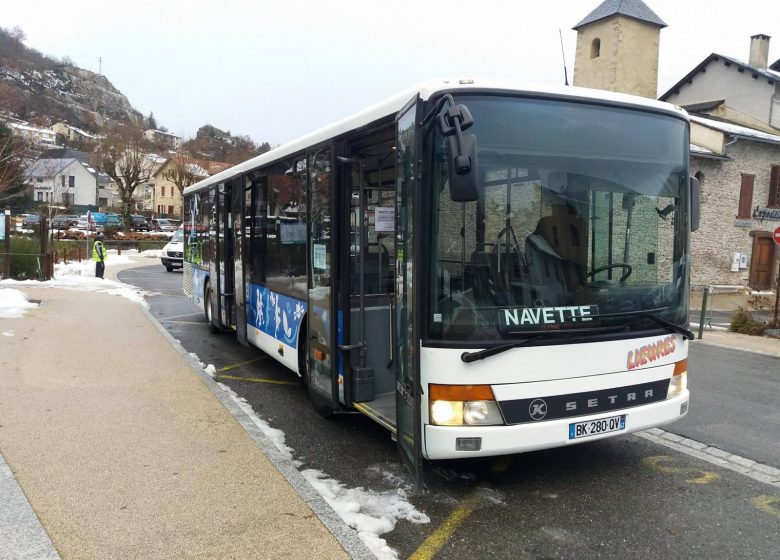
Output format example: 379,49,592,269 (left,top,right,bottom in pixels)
569,414,626,440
